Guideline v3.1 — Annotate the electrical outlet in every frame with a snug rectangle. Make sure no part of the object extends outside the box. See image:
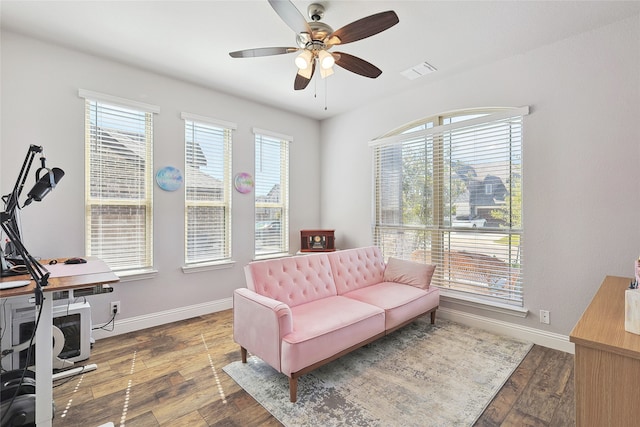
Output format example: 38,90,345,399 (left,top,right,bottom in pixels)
540,309,550,324
110,301,121,315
